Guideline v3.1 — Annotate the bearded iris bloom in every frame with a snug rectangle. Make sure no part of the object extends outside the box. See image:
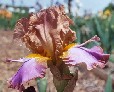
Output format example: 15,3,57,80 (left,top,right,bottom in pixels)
7,5,110,91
